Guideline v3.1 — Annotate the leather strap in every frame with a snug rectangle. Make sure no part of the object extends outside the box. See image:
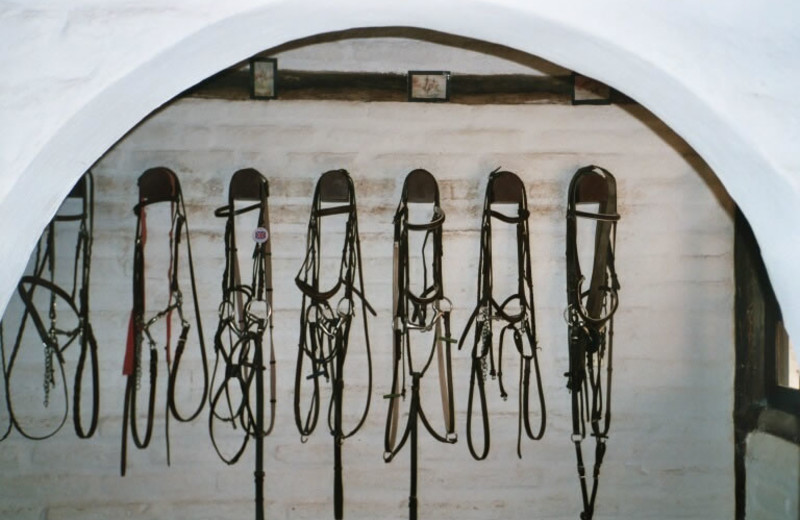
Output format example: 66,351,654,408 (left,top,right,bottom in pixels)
383,169,457,520
458,168,546,460
209,169,276,463
121,167,209,476
1,171,99,441
294,169,374,520
564,165,620,520
208,169,275,520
